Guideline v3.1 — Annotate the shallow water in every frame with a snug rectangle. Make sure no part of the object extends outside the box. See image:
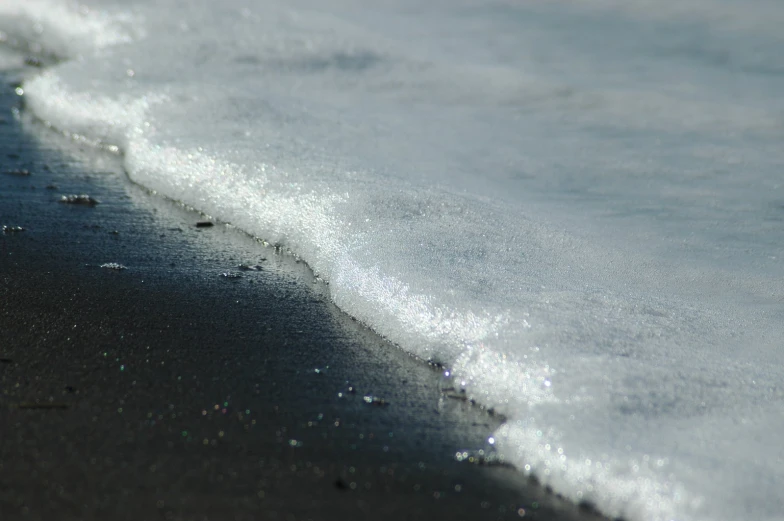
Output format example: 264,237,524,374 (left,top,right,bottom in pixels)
2,1,784,520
